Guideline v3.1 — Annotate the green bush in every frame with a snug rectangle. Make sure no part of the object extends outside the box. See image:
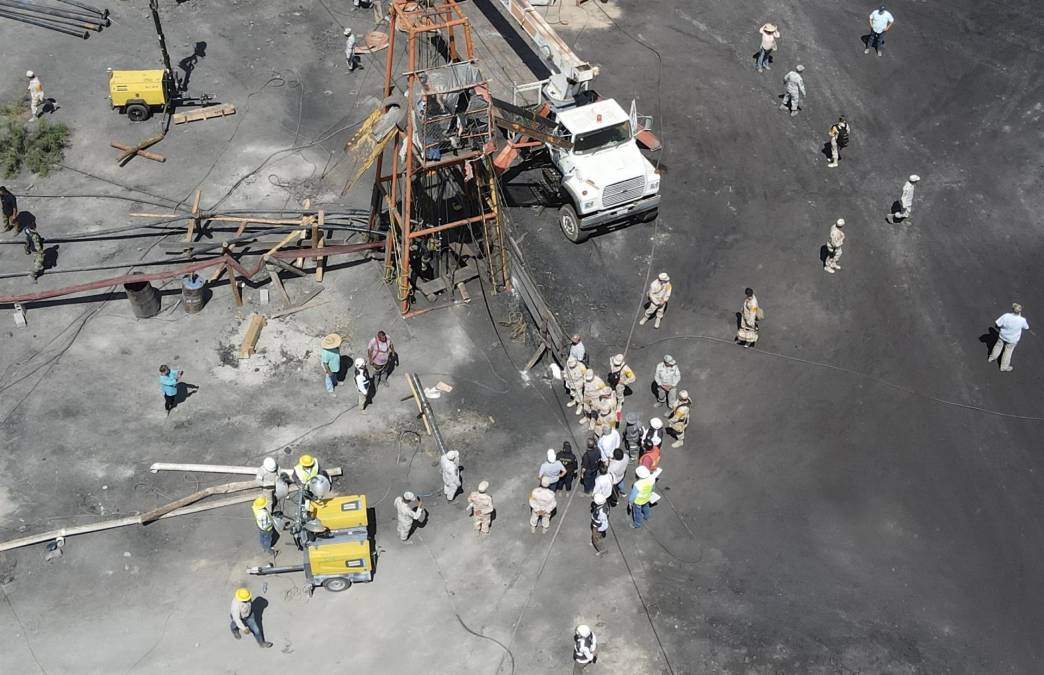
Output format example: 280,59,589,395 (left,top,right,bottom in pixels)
0,101,69,178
